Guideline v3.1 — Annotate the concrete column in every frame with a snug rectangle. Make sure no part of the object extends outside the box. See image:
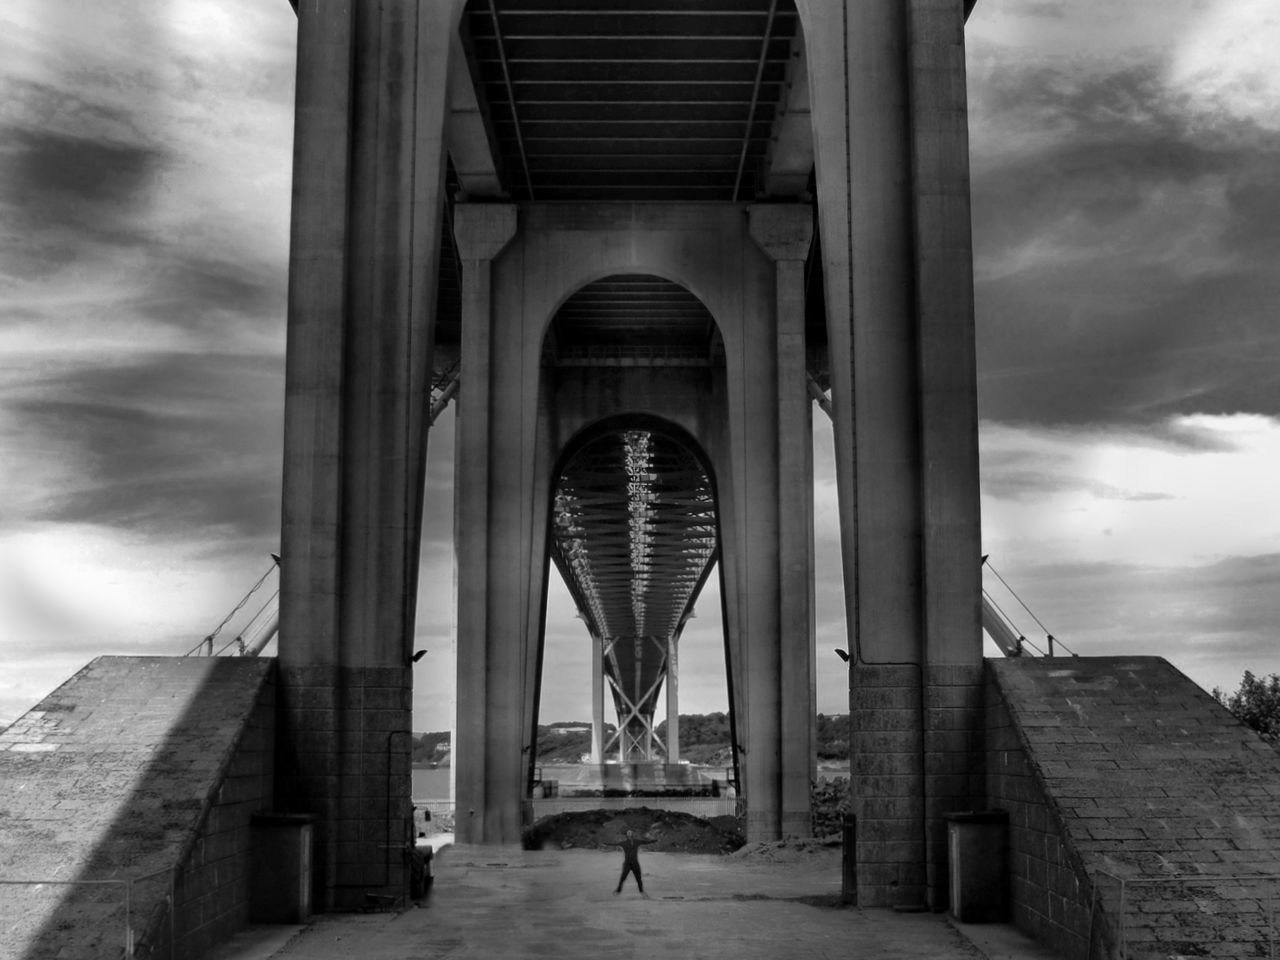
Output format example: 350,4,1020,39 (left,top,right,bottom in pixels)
798,0,983,908
749,205,816,839
522,389,557,798
908,0,985,909
591,635,604,764
799,0,924,907
278,3,353,910
666,636,680,764
279,0,460,909
724,237,785,842
452,203,518,844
